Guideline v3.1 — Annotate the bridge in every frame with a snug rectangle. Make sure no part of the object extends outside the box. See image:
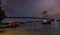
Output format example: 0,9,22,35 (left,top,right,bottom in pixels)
0,0,60,23
3,10,60,22
1,16,59,23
